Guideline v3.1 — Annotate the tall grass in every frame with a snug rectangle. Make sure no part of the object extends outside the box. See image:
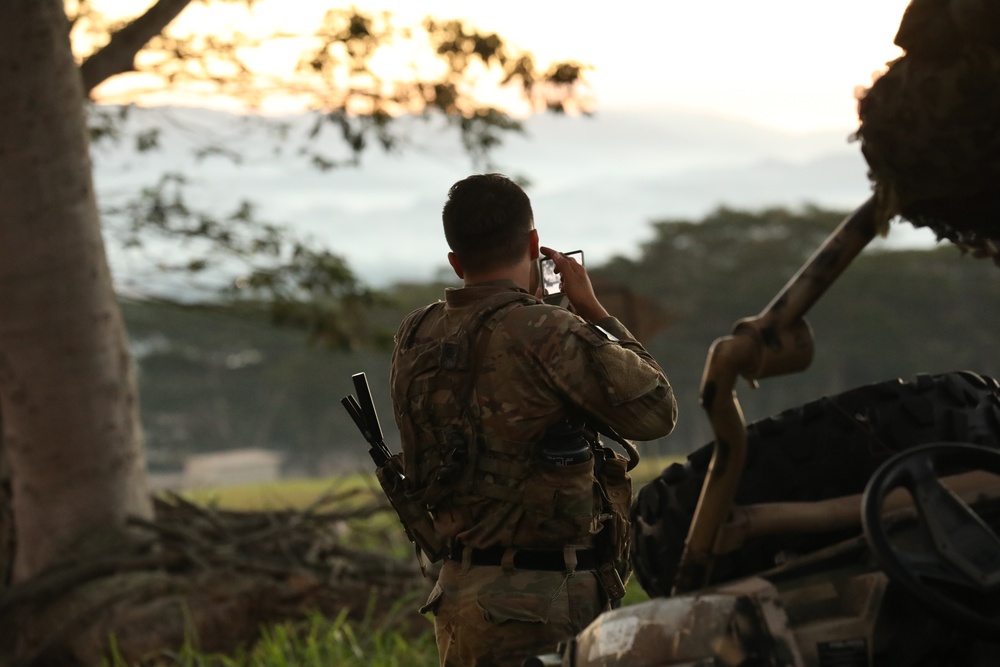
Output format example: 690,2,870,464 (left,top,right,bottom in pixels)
104,595,438,667
104,612,437,667
134,457,680,665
